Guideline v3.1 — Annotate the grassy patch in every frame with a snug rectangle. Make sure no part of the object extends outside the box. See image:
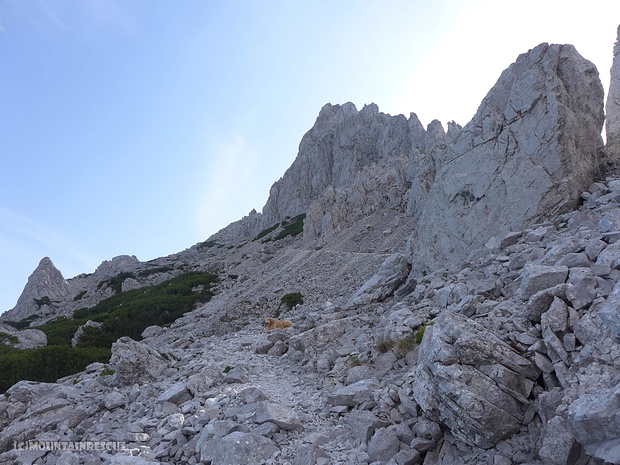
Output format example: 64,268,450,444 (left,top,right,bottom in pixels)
348,356,362,367
376,338,395,354
396,337,415,355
